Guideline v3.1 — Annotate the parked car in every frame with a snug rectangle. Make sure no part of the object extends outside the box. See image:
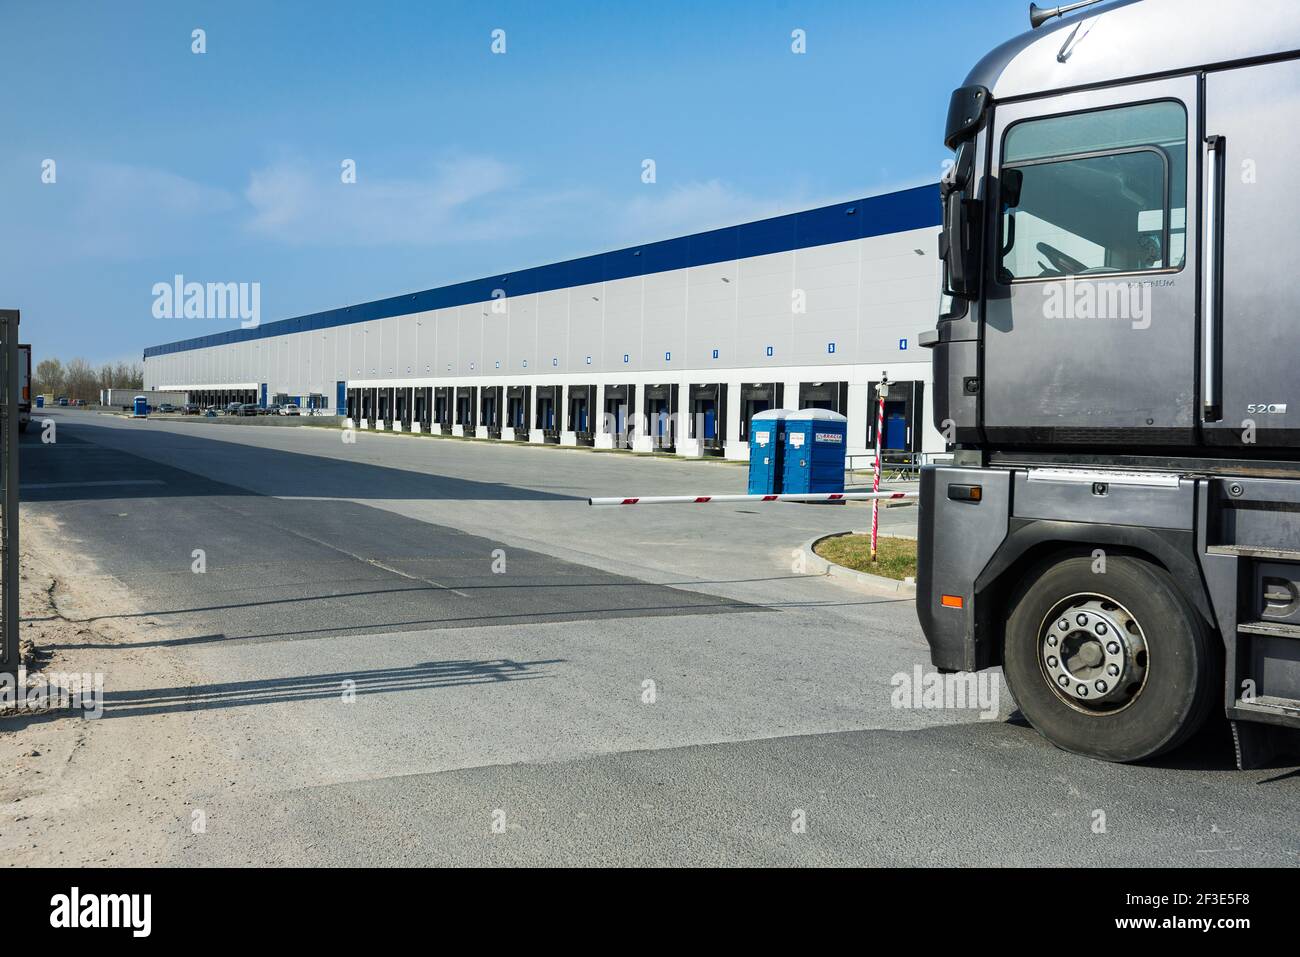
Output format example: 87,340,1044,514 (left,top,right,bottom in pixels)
157,403,176,414
203,408,218,418
225,402,242,415
73,399,87,407
238,403,258,416
259,404,278,416
57,397,69,406
183,403,201,415
279,403,300,416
